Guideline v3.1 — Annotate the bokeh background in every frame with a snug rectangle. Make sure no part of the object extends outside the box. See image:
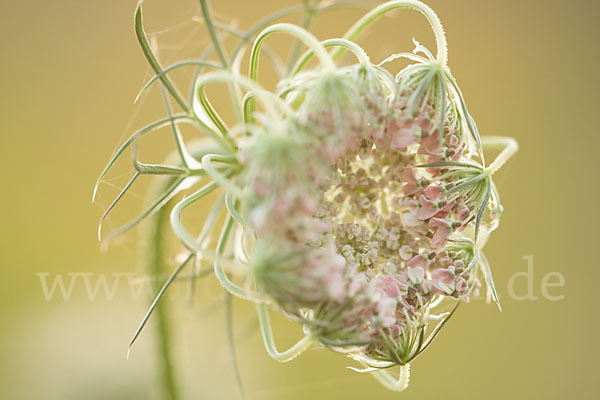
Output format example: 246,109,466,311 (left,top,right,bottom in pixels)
1,0,598,399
